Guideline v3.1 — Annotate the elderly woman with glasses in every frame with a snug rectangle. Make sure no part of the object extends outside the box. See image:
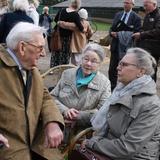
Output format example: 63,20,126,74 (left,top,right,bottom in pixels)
81,47,160,160
51,43,111,143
